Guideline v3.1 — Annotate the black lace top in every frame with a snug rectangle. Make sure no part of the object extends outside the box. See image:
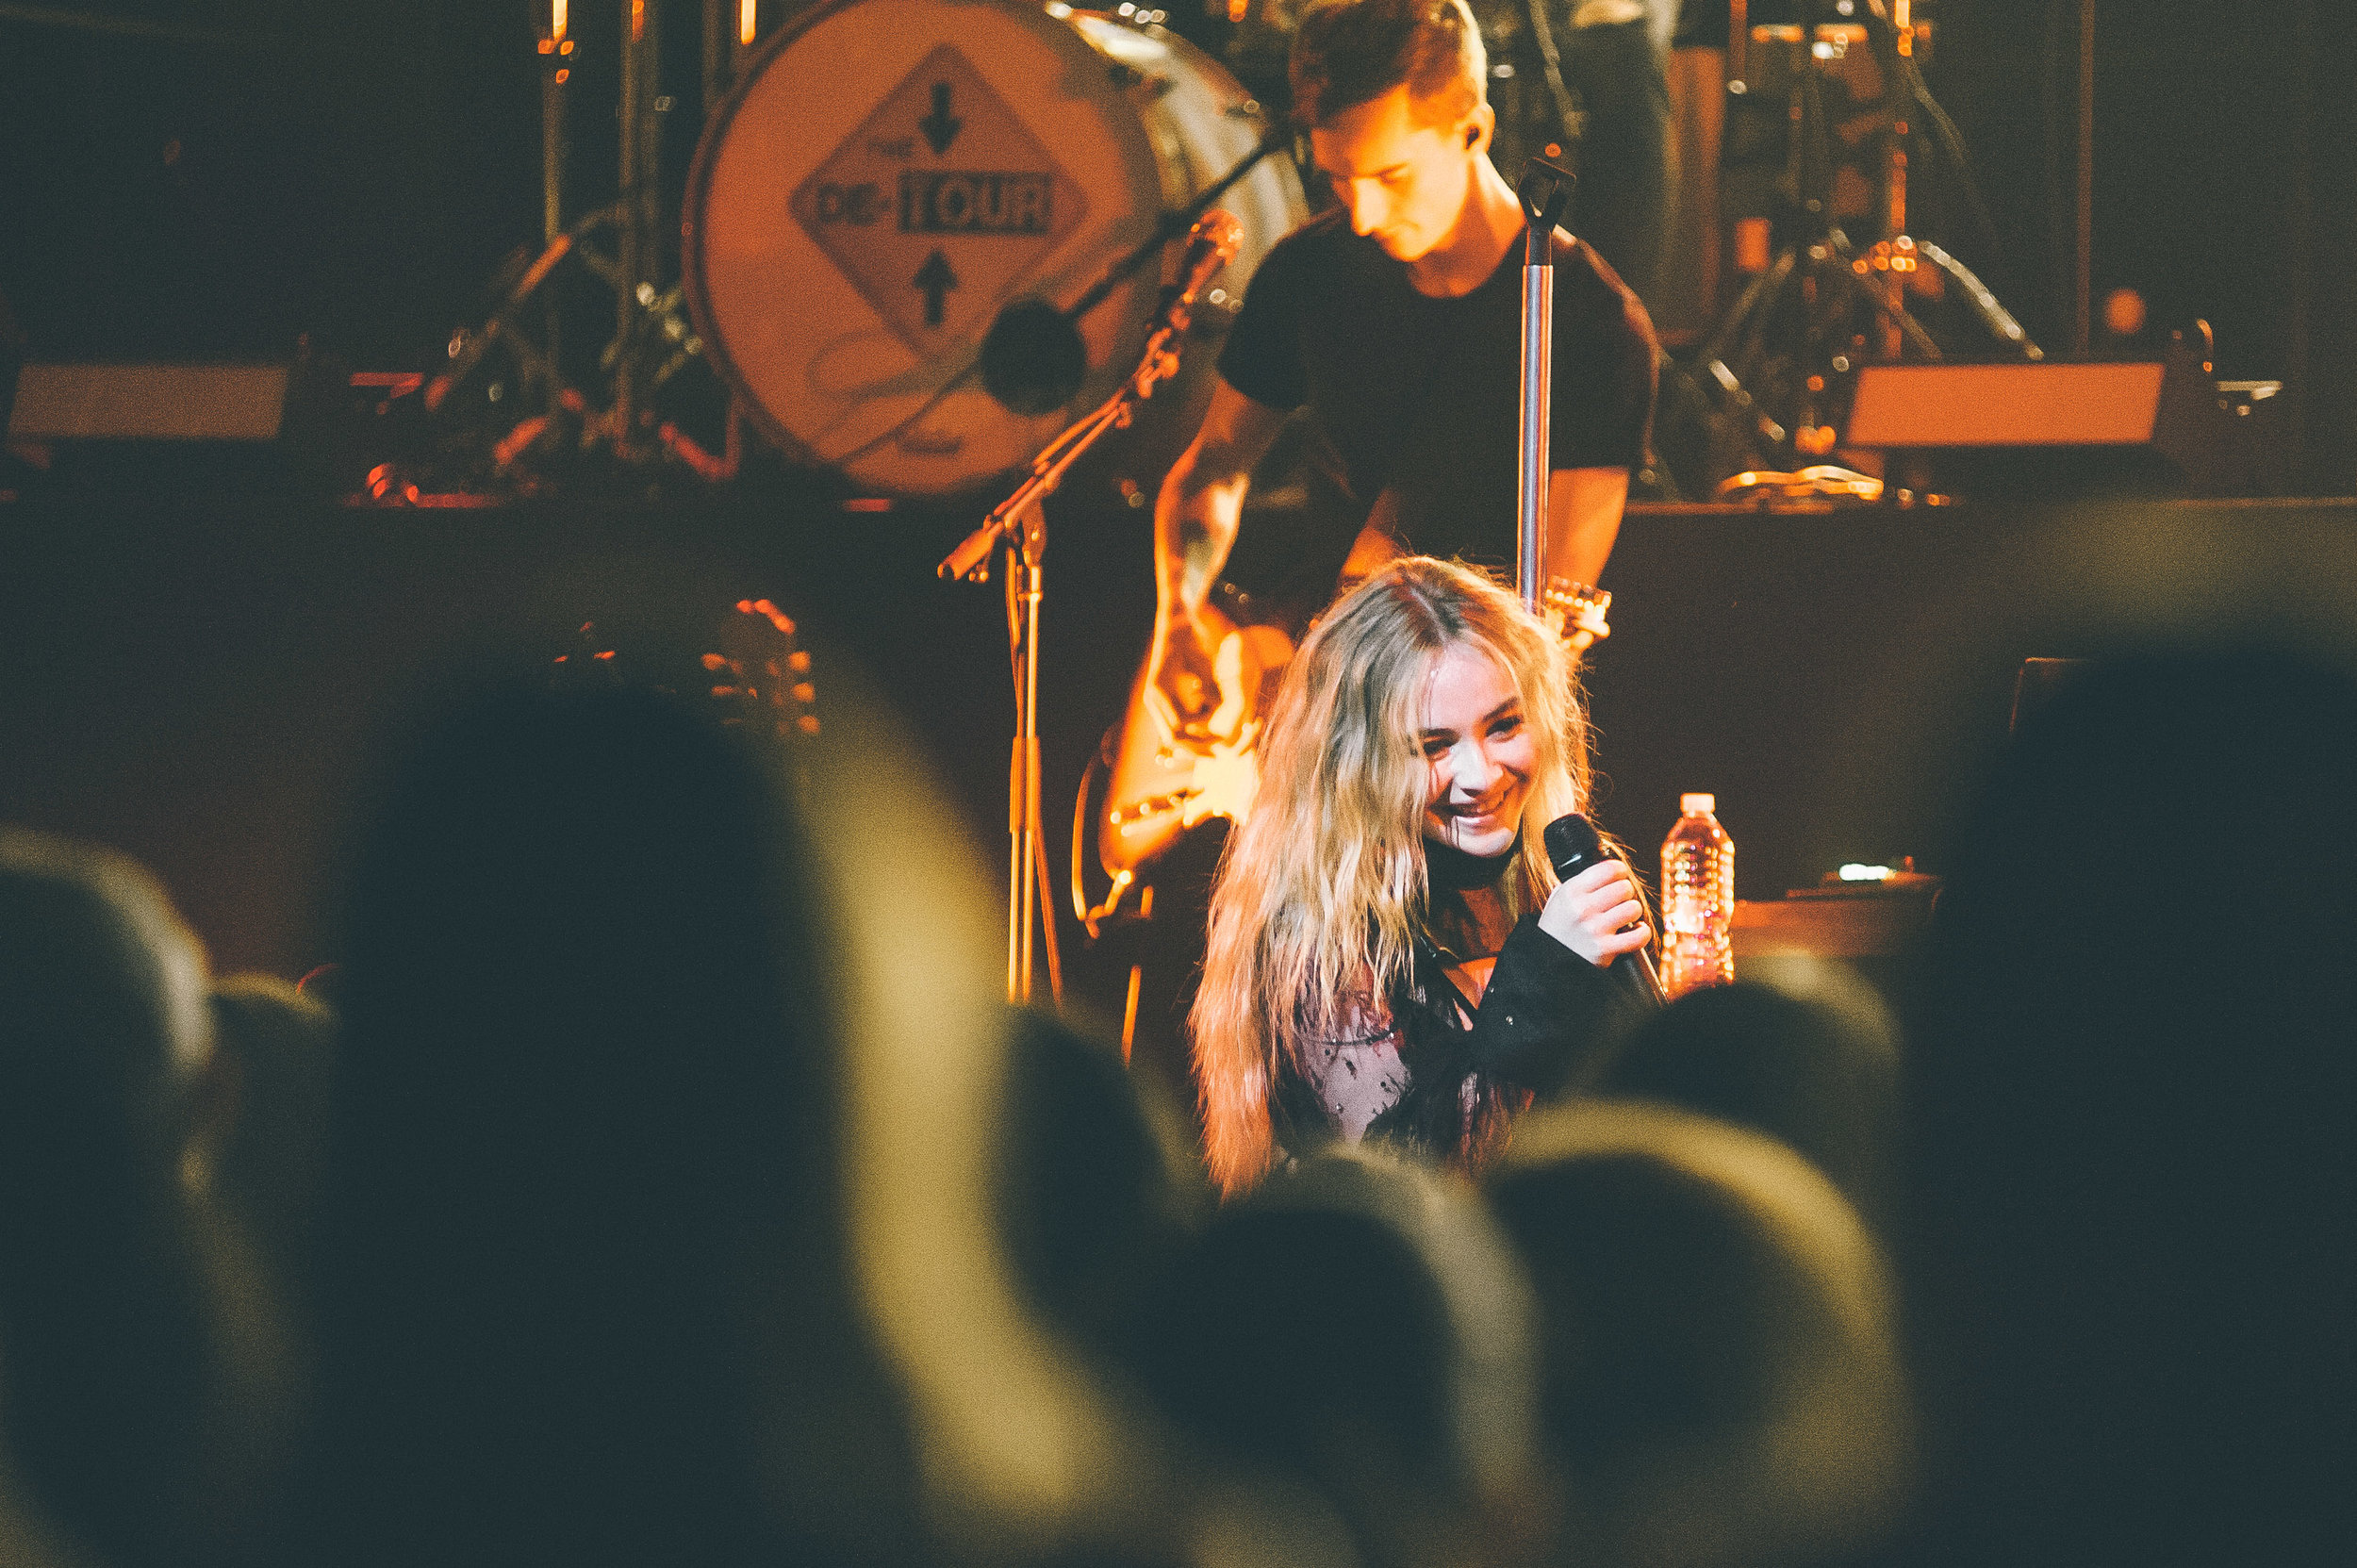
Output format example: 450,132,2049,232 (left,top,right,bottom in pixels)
1269,837,1651,1171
